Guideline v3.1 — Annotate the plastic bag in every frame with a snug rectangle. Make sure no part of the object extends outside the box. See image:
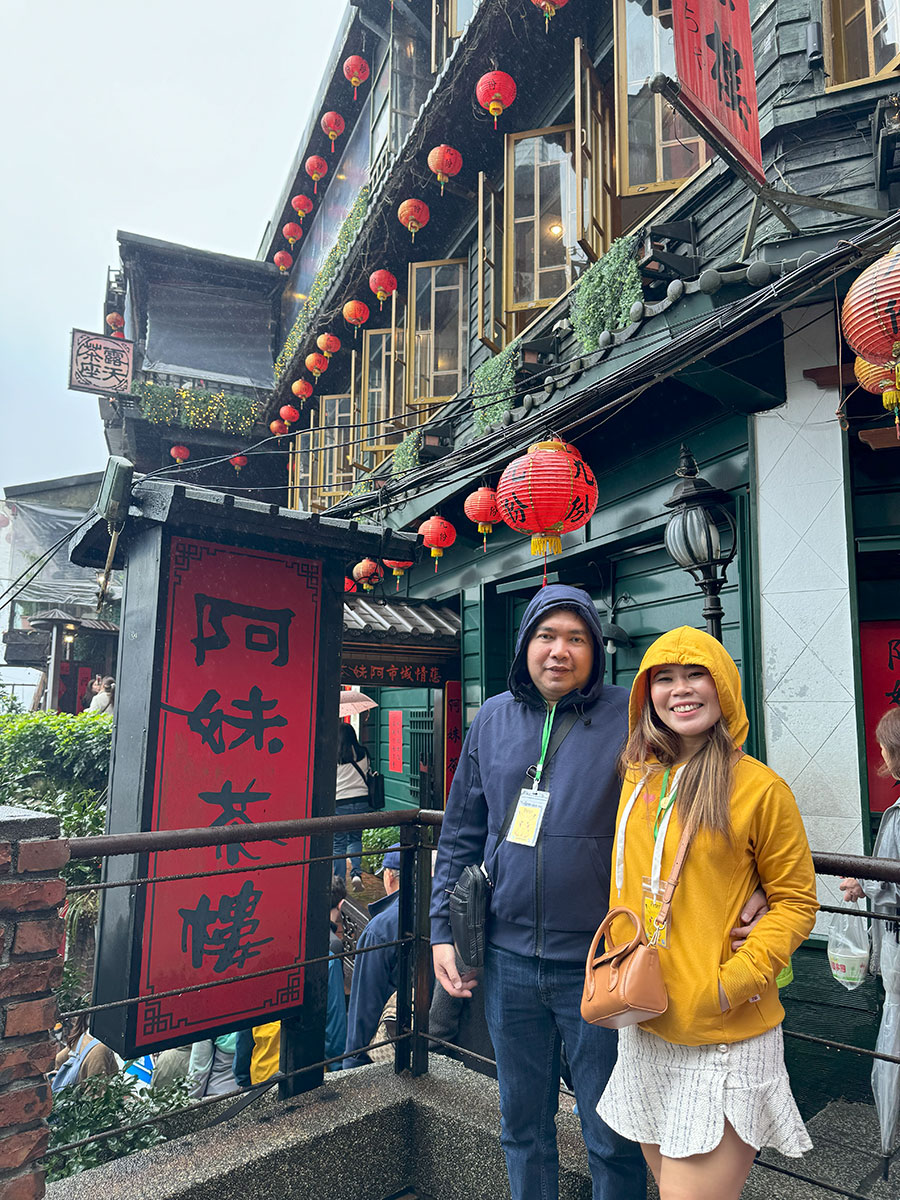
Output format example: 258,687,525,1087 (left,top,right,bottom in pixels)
827,900,869,990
